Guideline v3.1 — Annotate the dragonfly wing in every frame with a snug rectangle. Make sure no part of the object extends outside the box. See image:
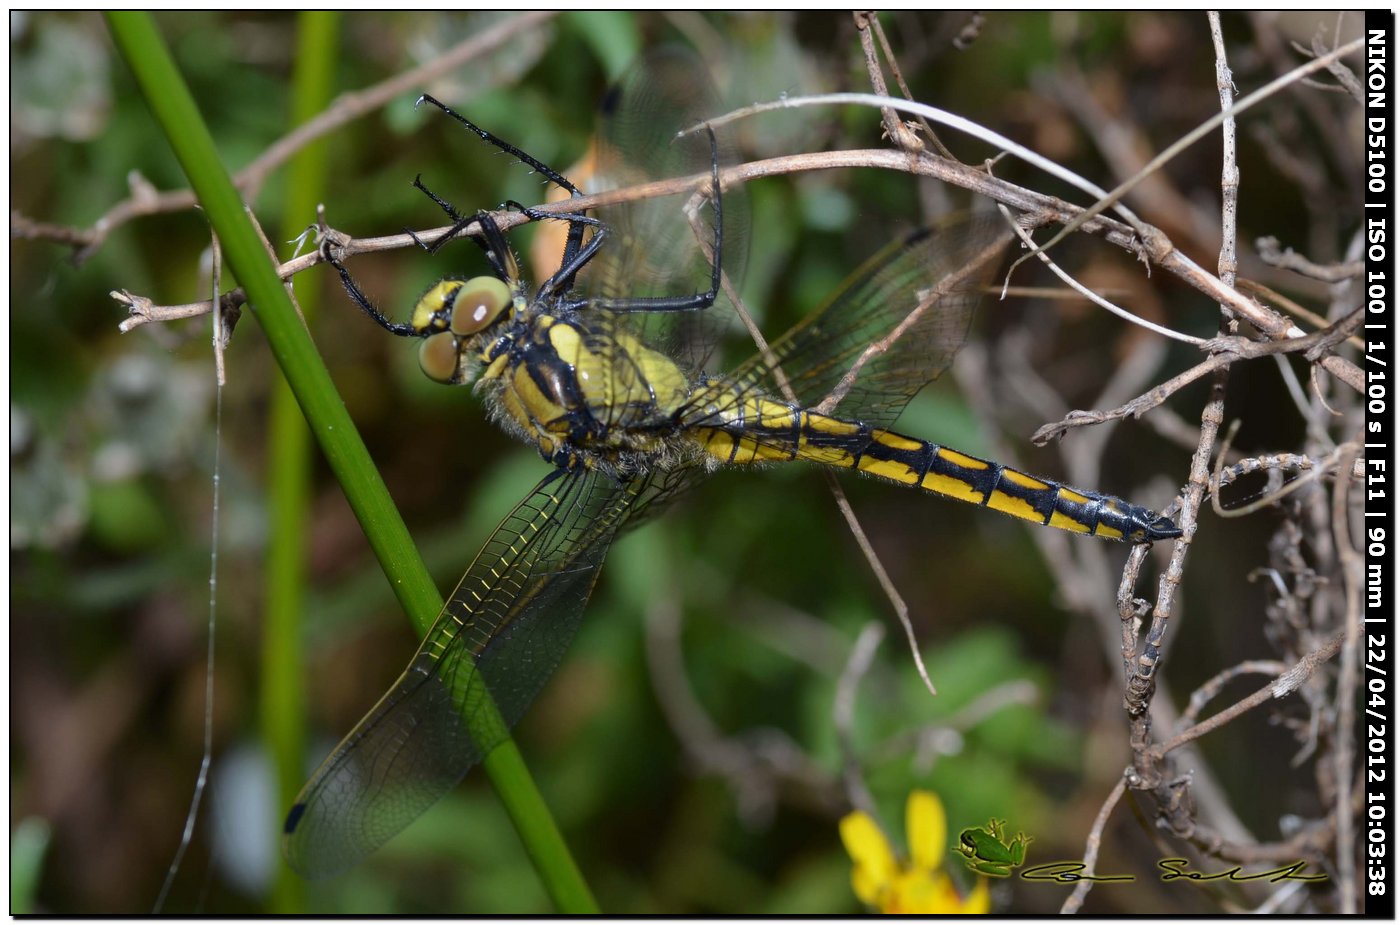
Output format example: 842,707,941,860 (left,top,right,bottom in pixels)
579,47,750,376
723,215,1011,430
283,467,650,879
